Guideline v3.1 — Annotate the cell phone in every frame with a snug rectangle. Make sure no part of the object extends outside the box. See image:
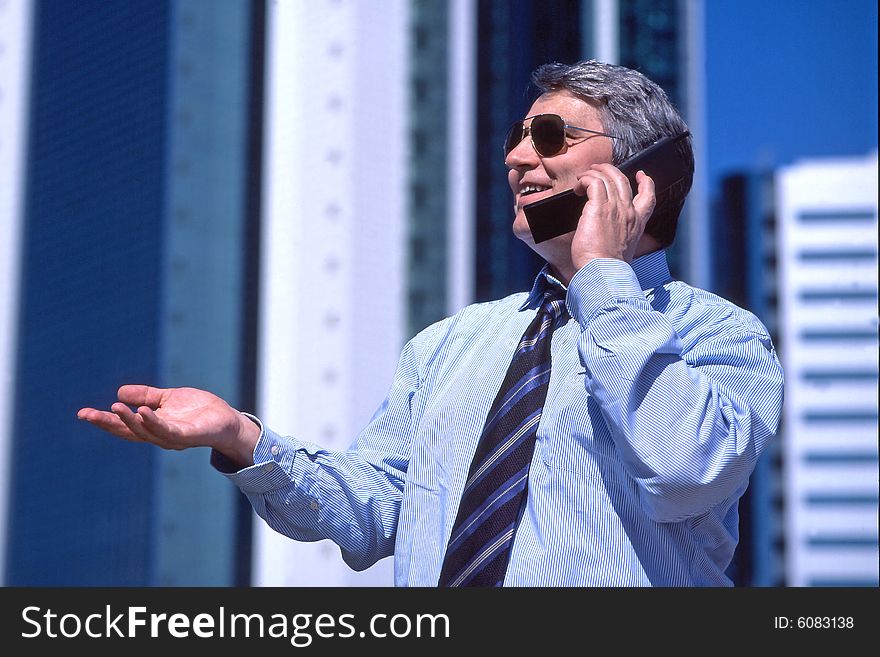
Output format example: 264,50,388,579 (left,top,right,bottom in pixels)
523,131,691,244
